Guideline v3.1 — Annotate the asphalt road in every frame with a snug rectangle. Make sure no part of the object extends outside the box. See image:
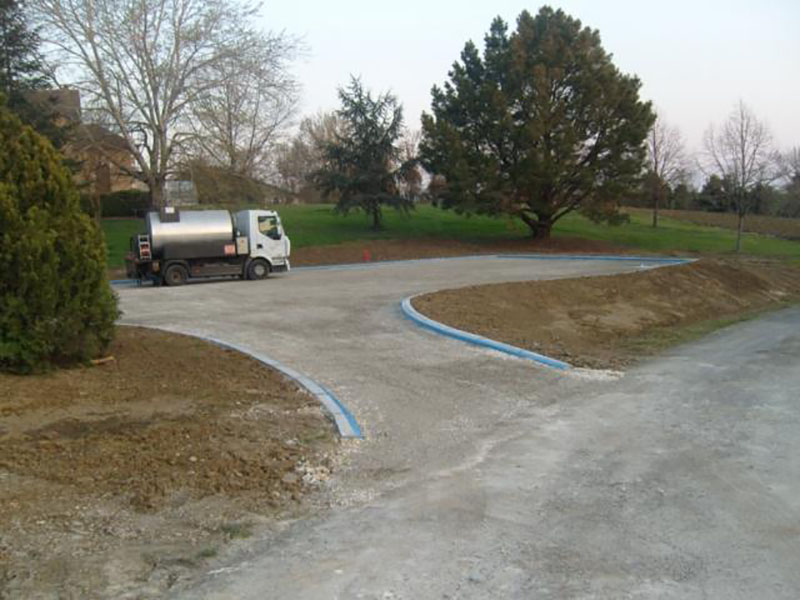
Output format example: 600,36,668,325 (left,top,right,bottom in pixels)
117,257,800,599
